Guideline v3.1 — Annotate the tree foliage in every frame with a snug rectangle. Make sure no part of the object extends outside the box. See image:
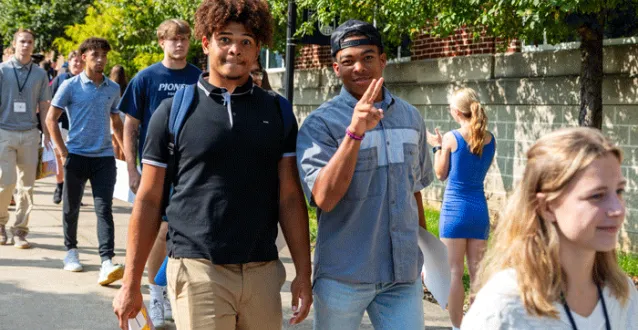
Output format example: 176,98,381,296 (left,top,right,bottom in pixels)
280,0,638,128
54,0,202,76
0,0,92,51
